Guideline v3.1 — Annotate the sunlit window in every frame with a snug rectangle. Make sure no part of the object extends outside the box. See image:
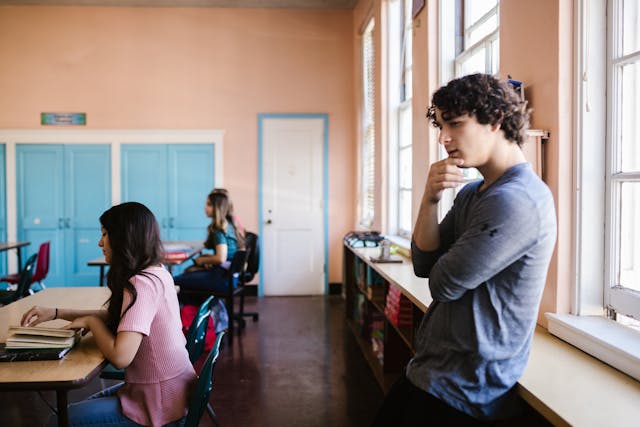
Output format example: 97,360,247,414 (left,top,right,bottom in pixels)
360,18,376,227
606,0,640,319
388,0,413,237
